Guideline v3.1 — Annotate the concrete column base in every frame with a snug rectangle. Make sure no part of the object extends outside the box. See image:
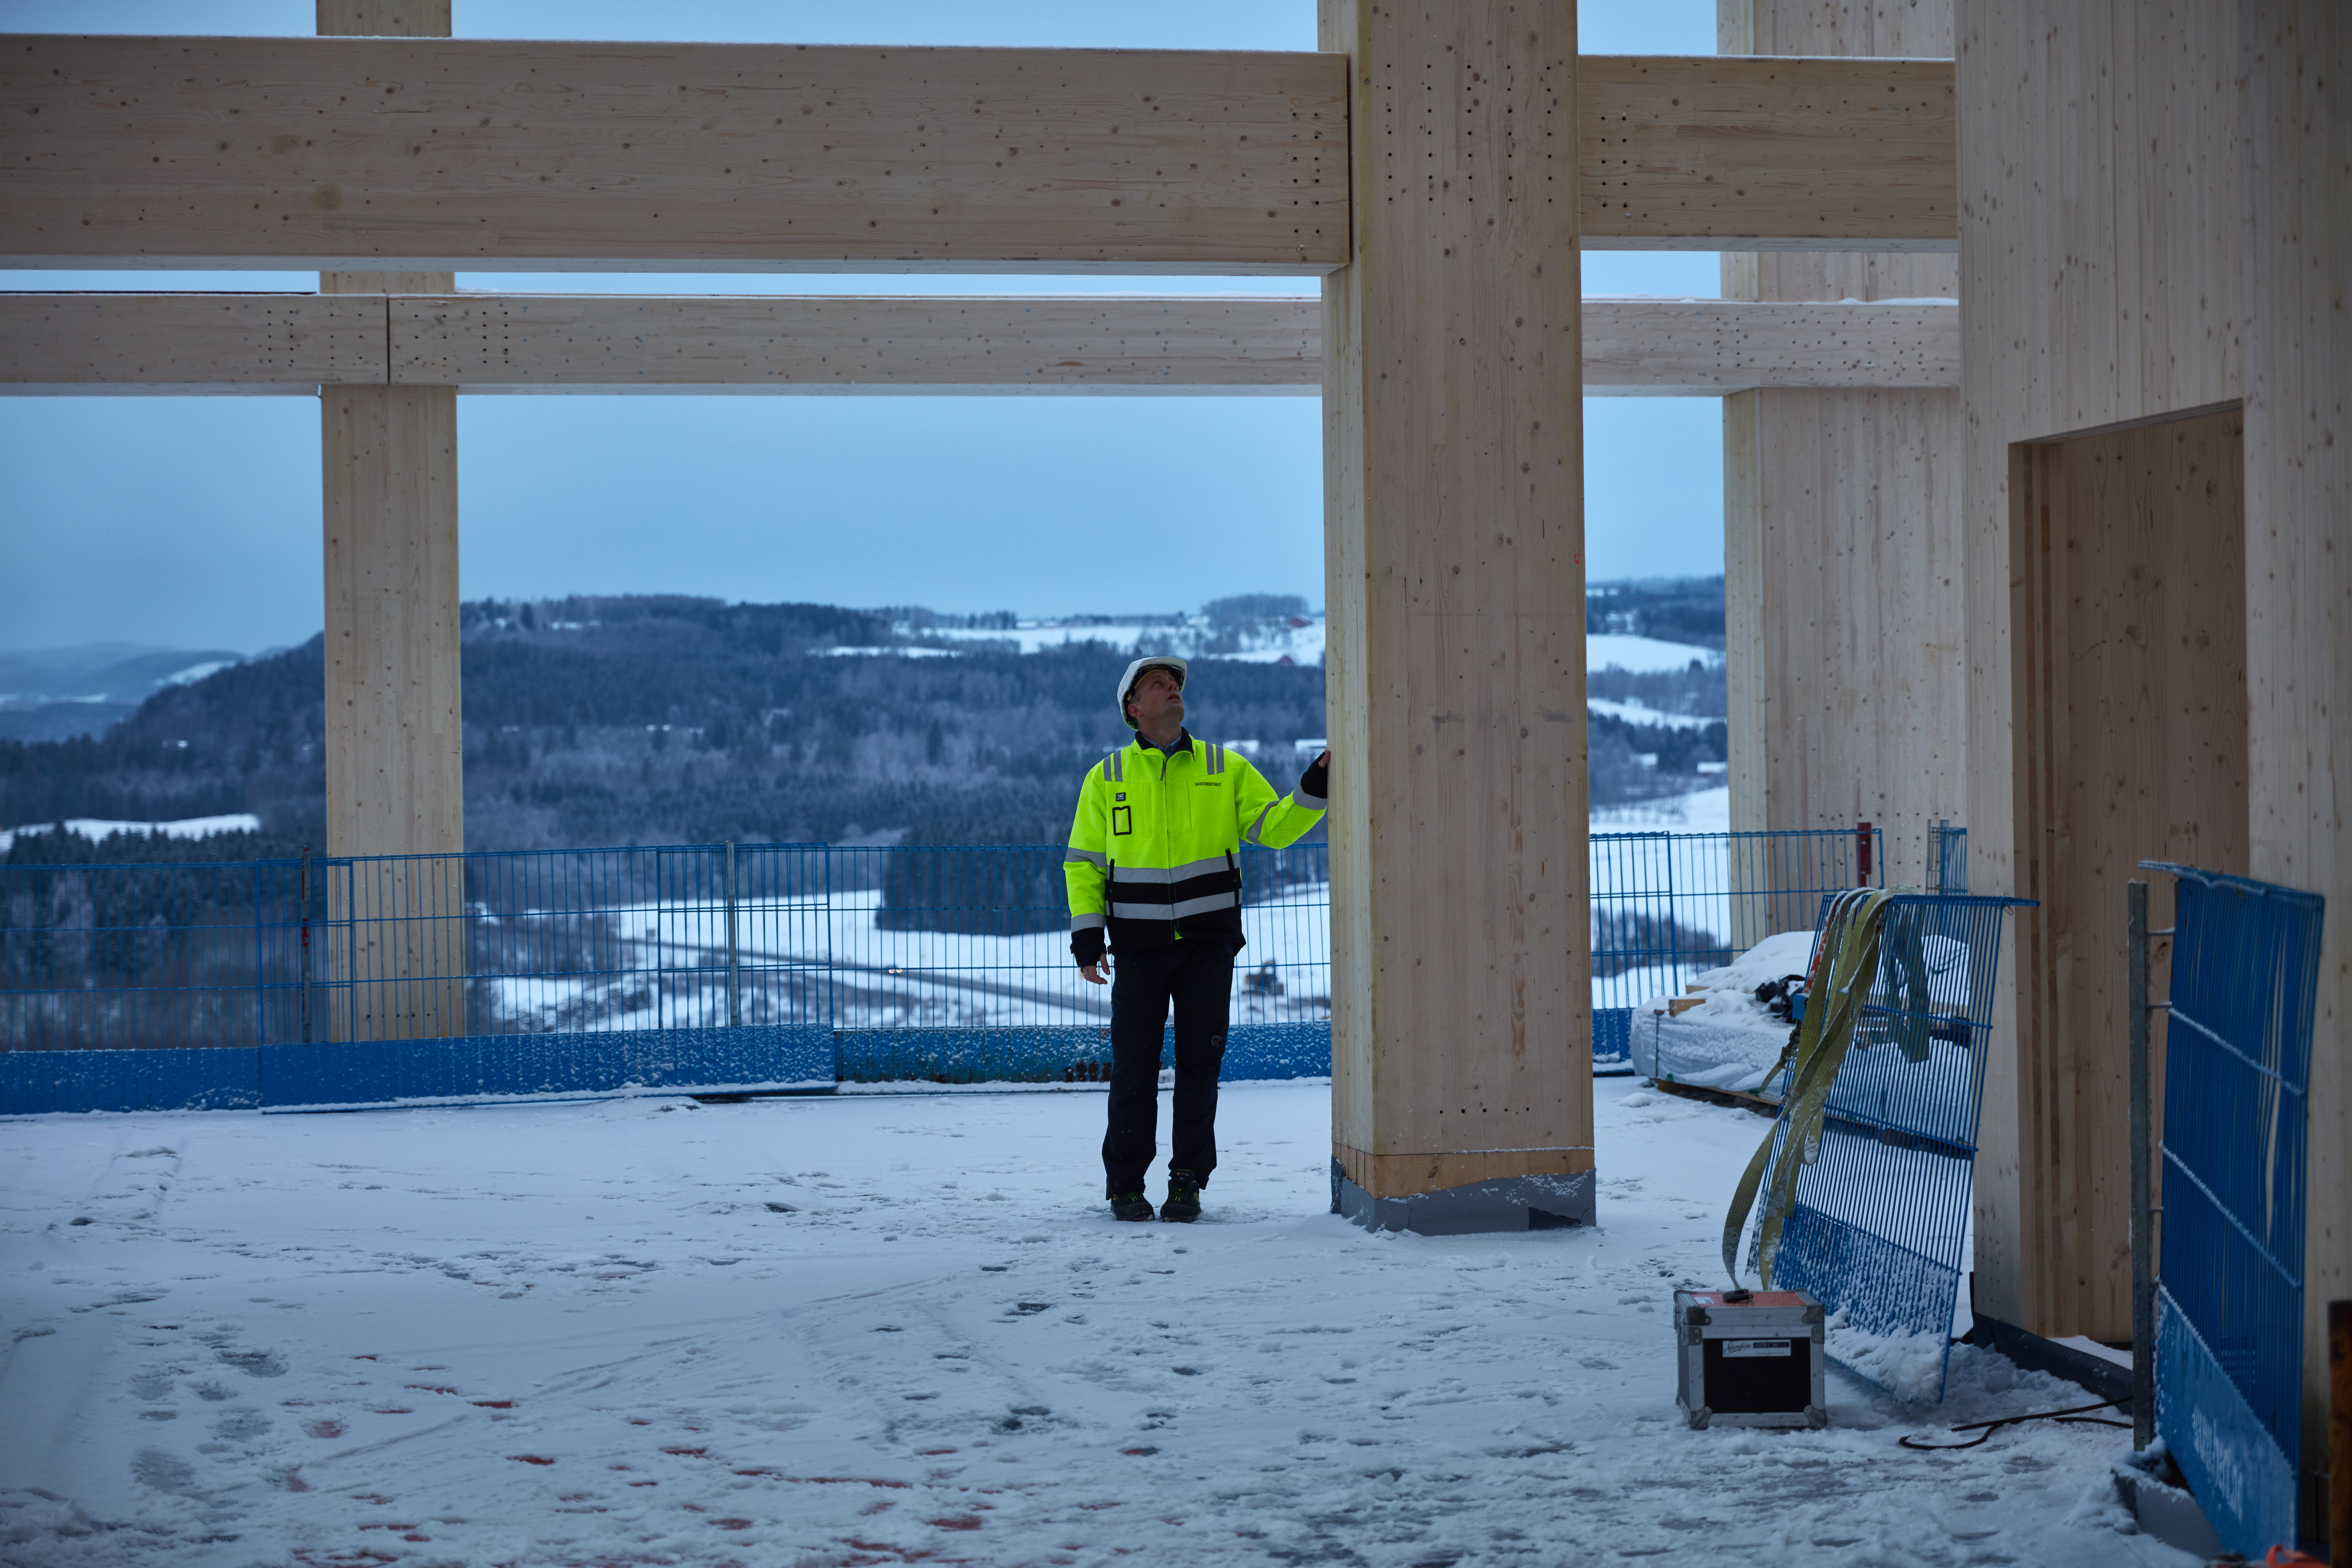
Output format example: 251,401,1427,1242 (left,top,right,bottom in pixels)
1330,1160,1595,1235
